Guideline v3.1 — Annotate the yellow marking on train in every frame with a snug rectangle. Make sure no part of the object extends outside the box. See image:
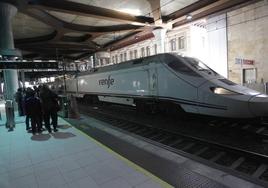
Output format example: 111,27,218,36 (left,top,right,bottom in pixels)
75,125,174,188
